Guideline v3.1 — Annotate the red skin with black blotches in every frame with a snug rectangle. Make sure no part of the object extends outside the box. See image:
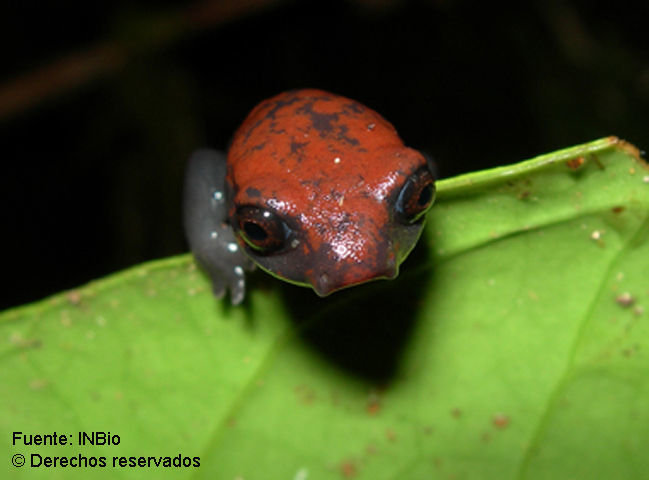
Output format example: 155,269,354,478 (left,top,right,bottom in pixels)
226,89,433,296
